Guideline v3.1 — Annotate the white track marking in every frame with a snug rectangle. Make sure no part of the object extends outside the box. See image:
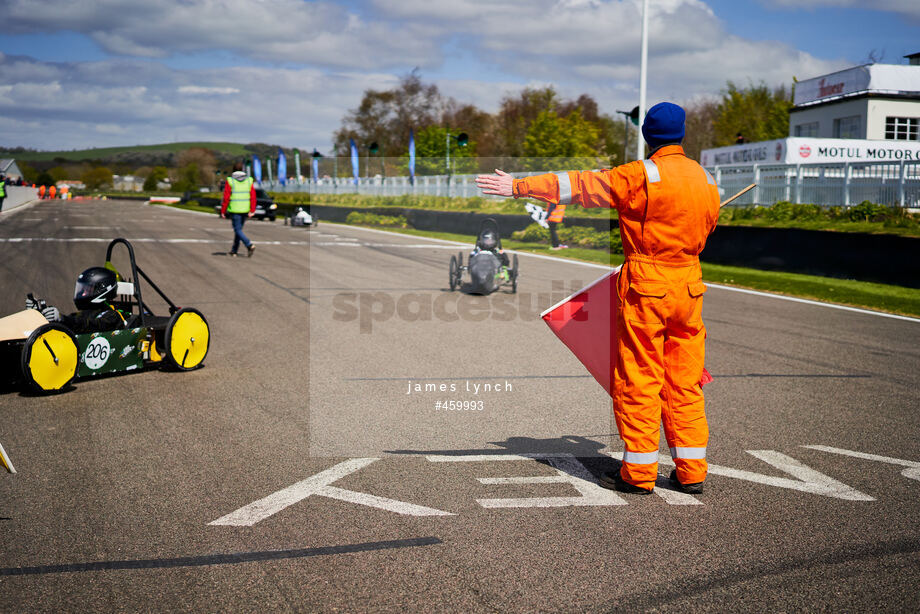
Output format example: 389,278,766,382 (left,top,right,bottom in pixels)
0,237,310,245
464,454,627,508
706,283,920,323
209,458,453,526
803,445,920,482
668,451,875,501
